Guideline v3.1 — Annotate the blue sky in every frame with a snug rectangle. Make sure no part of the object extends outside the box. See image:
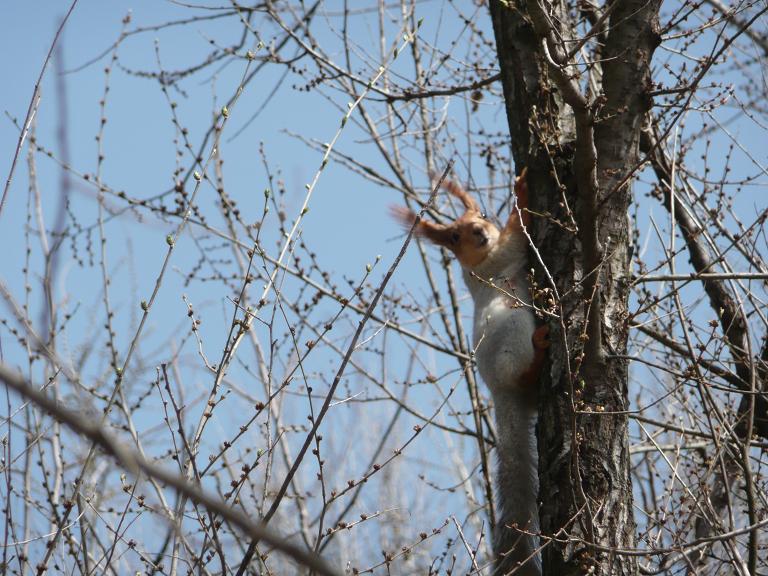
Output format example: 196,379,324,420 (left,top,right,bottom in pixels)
0,3,483,568
0,1,410,368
